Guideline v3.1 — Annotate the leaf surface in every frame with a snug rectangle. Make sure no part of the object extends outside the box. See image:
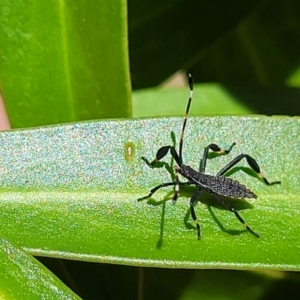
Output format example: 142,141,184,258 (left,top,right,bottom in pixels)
0,0,131,127
0,116,298,270
0,239,79,299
